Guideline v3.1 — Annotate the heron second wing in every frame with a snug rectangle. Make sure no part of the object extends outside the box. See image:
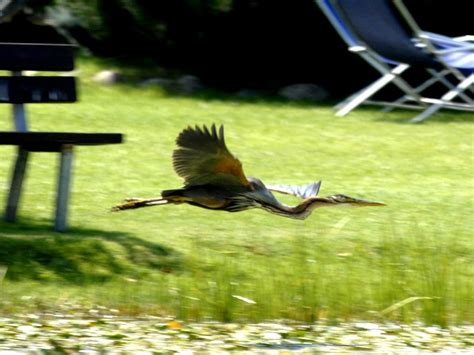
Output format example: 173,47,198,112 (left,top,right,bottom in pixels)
172,124,250,187
267,181,322,199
